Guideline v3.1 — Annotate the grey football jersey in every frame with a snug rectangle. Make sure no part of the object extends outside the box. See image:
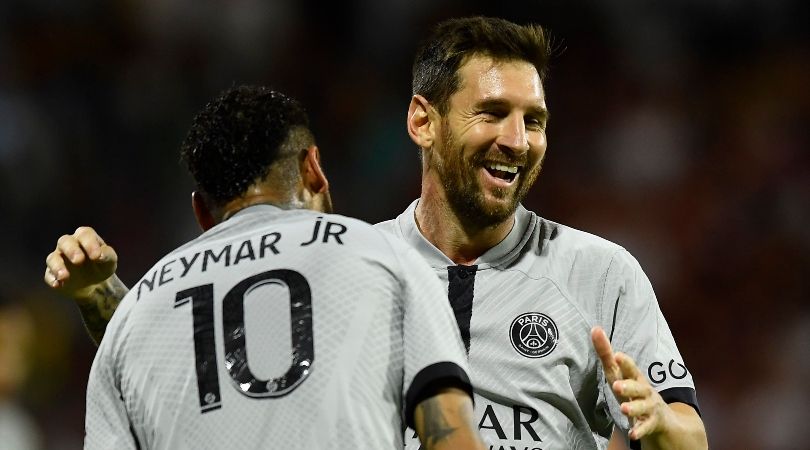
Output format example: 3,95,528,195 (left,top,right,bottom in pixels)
377,200,699,450
85,204,471,450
